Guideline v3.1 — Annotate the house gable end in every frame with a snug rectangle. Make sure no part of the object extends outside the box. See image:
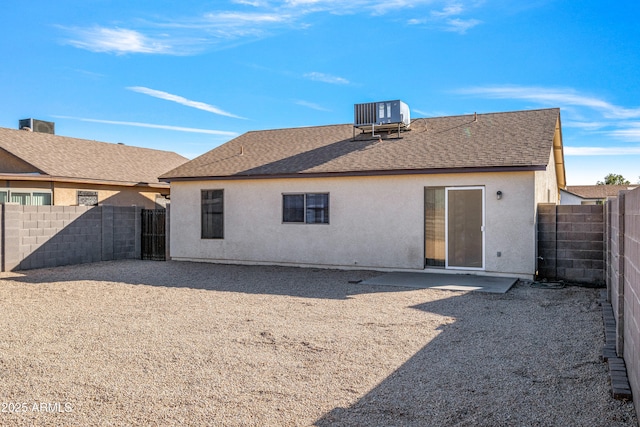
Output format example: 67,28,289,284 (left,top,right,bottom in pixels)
0,147,44,174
